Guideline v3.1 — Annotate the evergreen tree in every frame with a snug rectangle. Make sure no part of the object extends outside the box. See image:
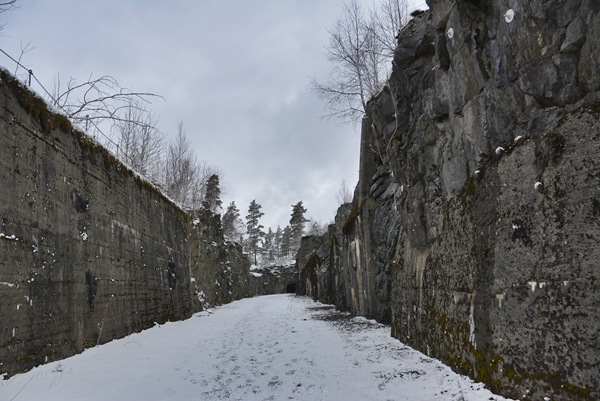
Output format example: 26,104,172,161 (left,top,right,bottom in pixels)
203,174,222,212
222,201,241,240
246,200,265,265
274,226,283,258
290,201,308,252
262,227,275,261
280,225,293,258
